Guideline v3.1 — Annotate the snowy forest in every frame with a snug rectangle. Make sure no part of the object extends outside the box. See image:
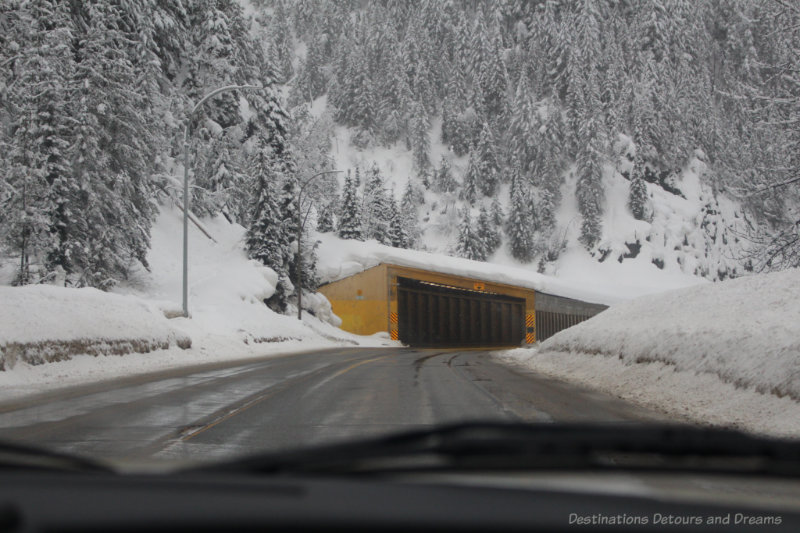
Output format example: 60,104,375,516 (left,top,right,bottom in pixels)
2,0,800,312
